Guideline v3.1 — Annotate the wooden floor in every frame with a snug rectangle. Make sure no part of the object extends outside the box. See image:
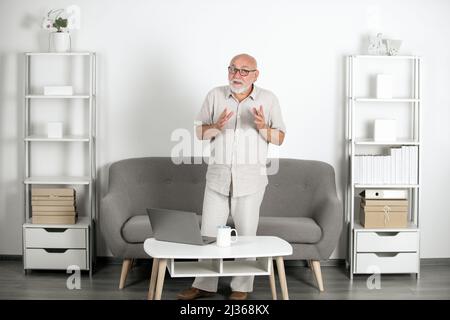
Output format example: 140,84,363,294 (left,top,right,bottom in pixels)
0,260,449,300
